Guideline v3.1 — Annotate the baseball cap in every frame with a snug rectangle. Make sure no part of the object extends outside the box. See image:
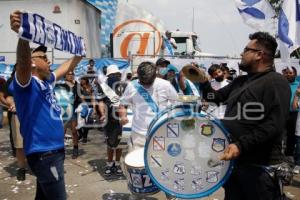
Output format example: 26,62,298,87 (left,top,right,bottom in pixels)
156,58,170,66
32,45,47,53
